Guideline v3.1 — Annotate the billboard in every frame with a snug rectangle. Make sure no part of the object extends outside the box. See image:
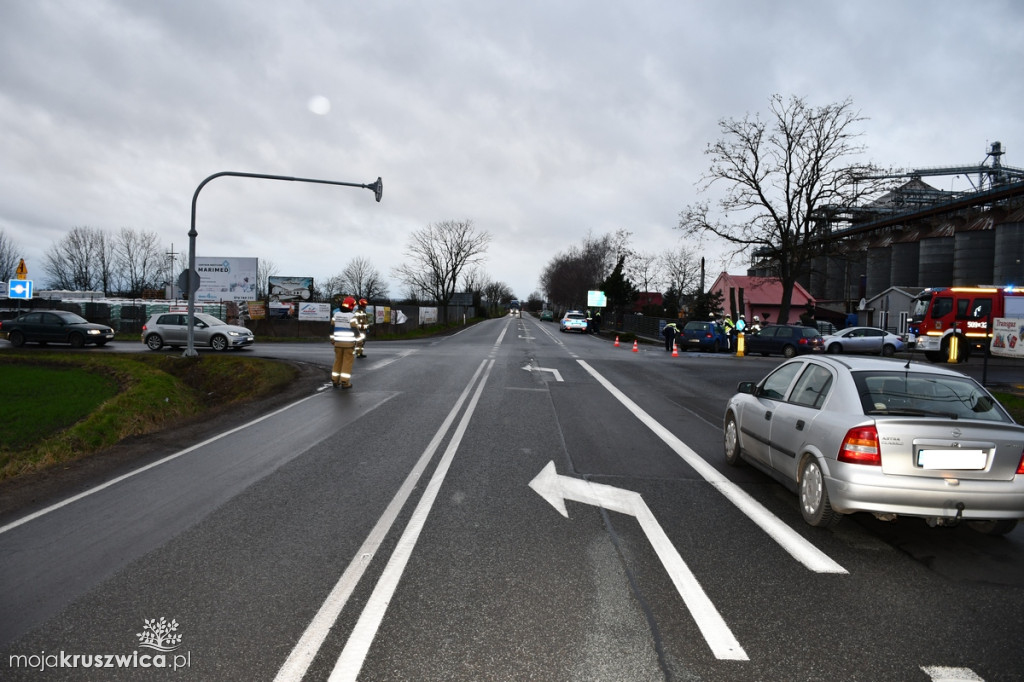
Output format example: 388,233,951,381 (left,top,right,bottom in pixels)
991,317,1024,358
194,257,258,302
268,276,314,302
